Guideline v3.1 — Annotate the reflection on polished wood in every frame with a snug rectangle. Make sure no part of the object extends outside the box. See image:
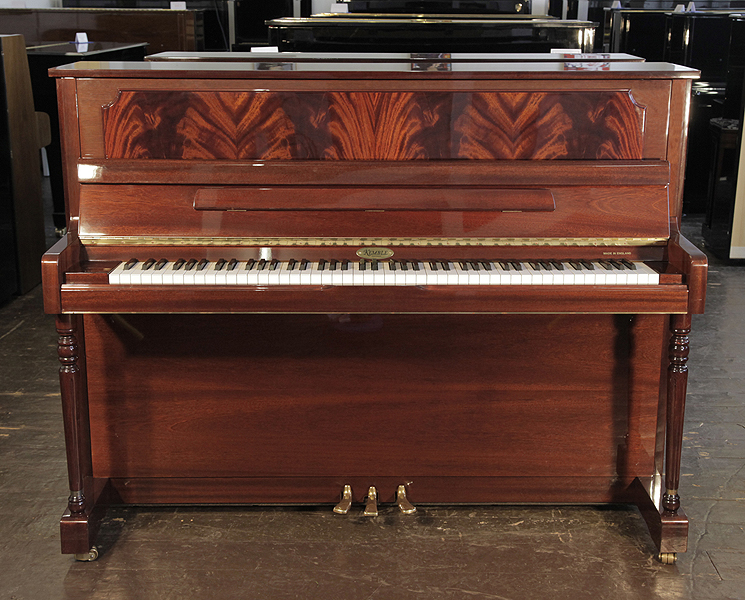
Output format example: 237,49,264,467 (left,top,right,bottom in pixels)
42,56,706,562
